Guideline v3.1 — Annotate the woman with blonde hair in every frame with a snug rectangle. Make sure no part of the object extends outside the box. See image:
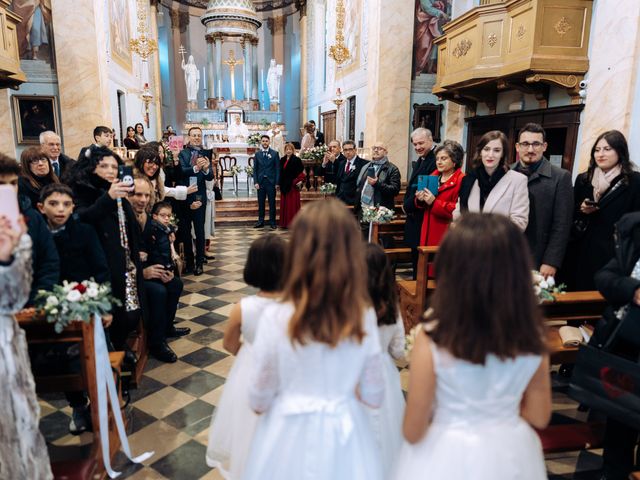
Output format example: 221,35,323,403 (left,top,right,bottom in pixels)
243,198,385,480
300,122,315,151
